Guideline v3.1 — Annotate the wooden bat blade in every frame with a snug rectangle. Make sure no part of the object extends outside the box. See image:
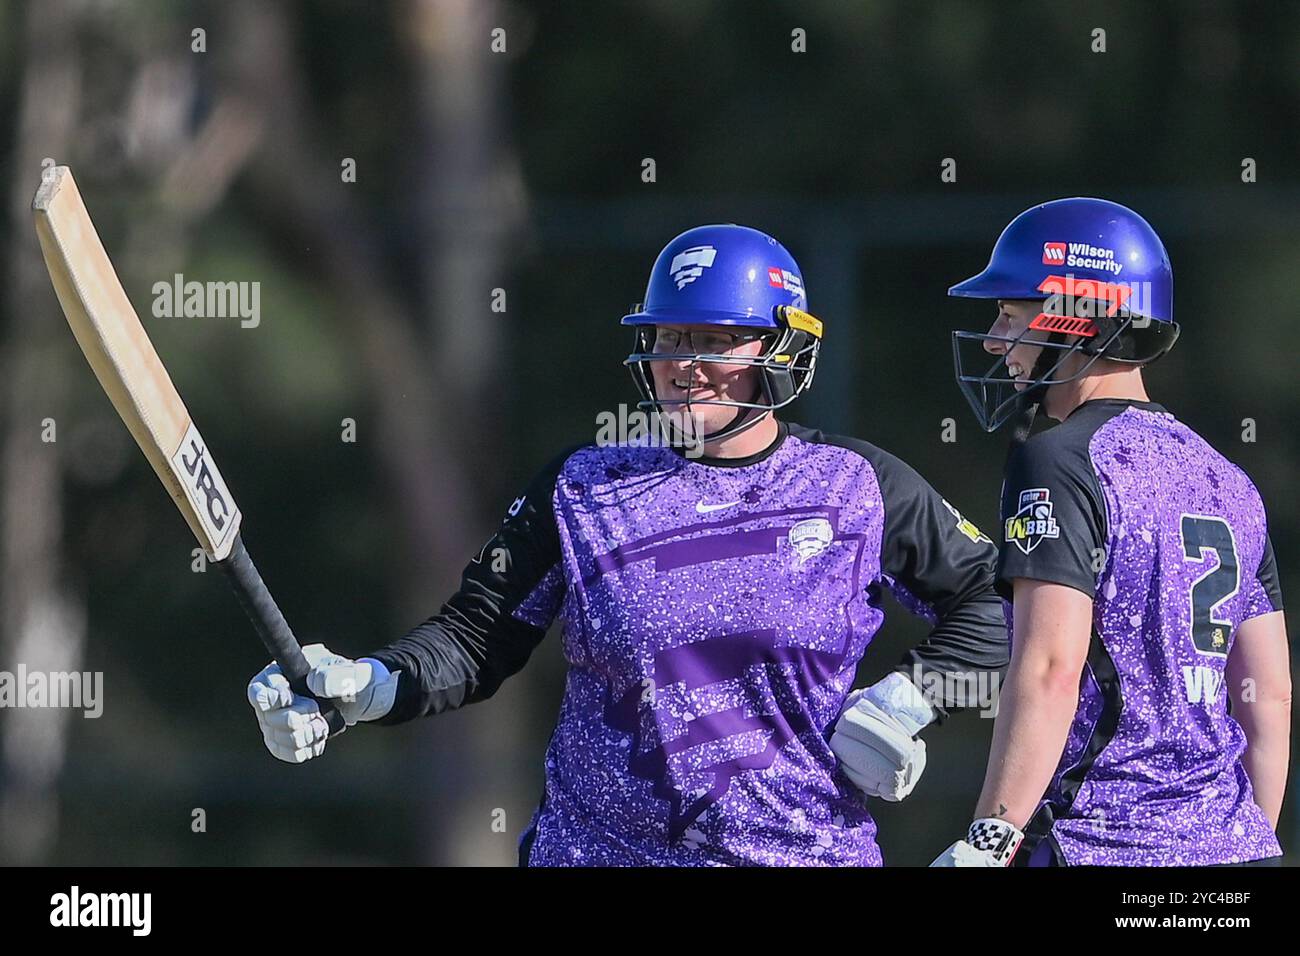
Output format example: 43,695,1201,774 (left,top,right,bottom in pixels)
32,166,345,735
32,165,242,559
